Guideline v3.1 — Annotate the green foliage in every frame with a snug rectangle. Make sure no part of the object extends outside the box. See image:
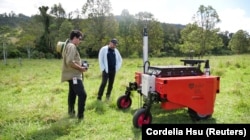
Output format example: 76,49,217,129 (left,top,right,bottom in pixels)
0,55,250,139
147,21,164,56
50,3,66,18
193,5,220,30
0,13,30,27
2,3,250,60
180,5,223,57
82,0,119,56
8,48,21,58
229,30,250,53
58,20,73,41
180,24,201,54
180,4,223,58
31,50,45,59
